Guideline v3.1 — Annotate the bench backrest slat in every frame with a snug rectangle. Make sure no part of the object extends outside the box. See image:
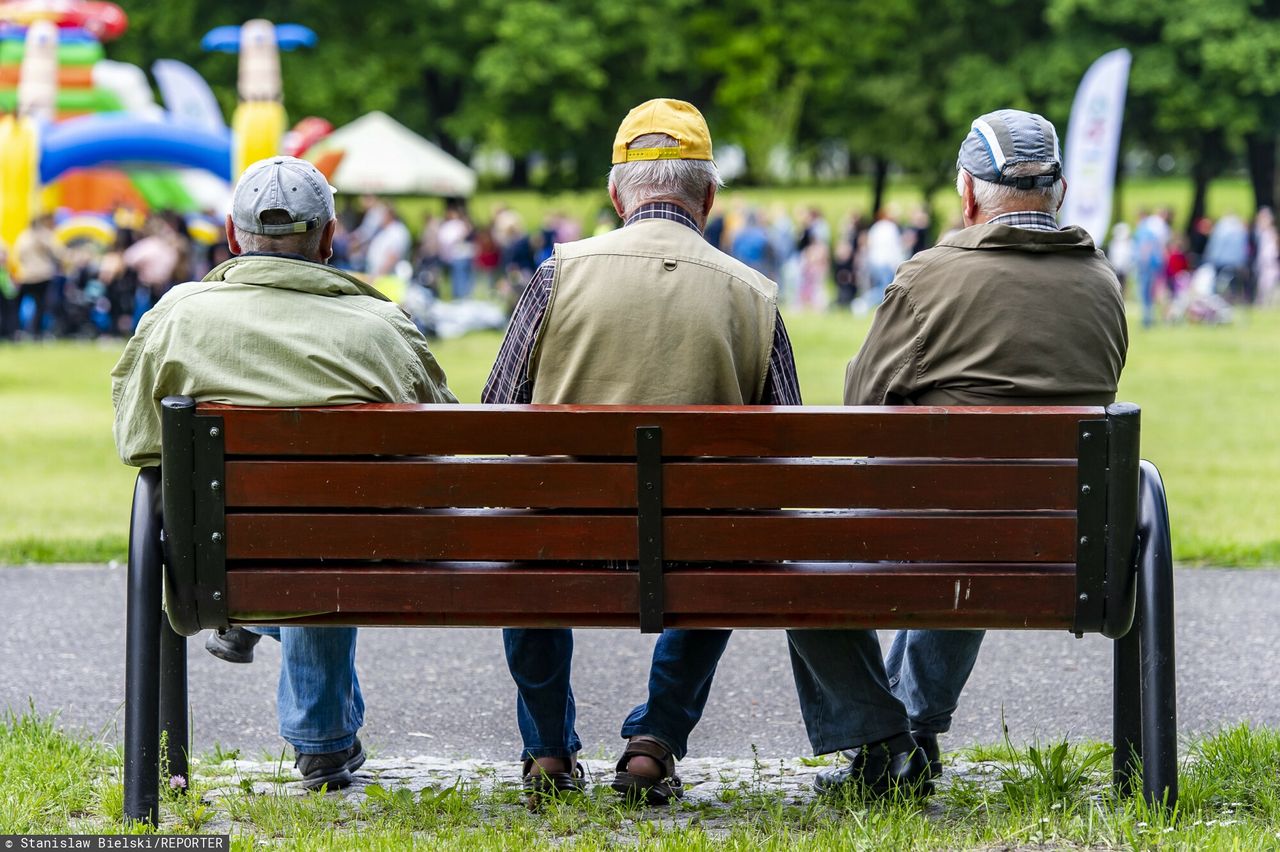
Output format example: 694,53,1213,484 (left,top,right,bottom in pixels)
157,400,1140,637
224,458,1078,511
209,404,1096,459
